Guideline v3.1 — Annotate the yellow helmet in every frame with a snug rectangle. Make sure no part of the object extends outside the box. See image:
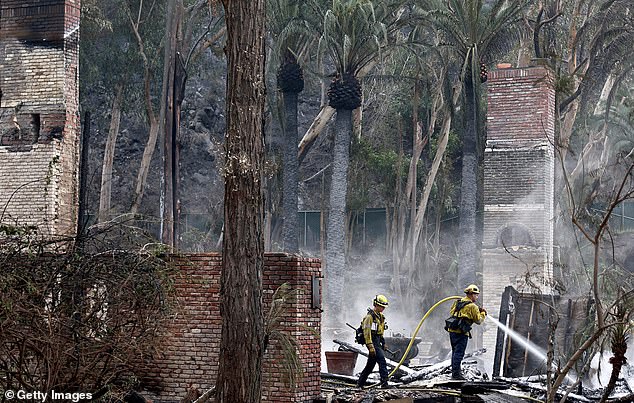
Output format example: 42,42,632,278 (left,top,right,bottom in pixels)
464,284,480,294
374,294,389,307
